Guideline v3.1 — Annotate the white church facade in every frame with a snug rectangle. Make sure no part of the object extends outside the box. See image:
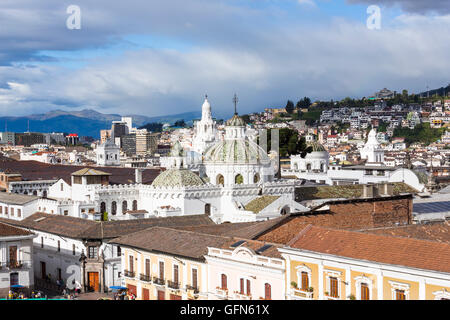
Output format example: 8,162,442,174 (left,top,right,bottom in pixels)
283,129,426,192
31,96,307,223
